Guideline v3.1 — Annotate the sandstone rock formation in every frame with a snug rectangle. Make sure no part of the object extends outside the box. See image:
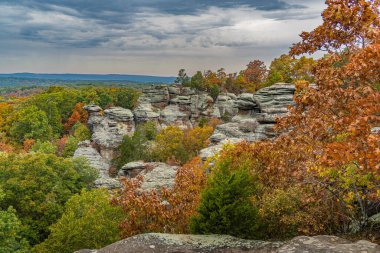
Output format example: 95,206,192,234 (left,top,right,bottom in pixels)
76,83,296,188
73,141,120,189
75,233,380,253
119,161,179,191
201,83,295,160
84,105,135,161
